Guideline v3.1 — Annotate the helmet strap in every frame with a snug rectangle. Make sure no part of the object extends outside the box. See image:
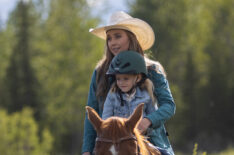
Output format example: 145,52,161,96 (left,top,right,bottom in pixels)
118,88,125,106
126,85,136,94
118,86,136,107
